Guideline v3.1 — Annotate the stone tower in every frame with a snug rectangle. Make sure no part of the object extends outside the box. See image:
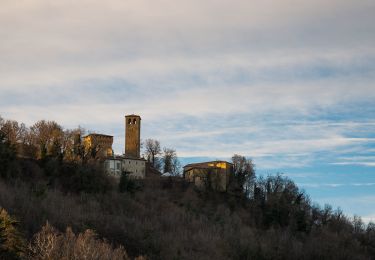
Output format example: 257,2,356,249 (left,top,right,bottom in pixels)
125,114,141,158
